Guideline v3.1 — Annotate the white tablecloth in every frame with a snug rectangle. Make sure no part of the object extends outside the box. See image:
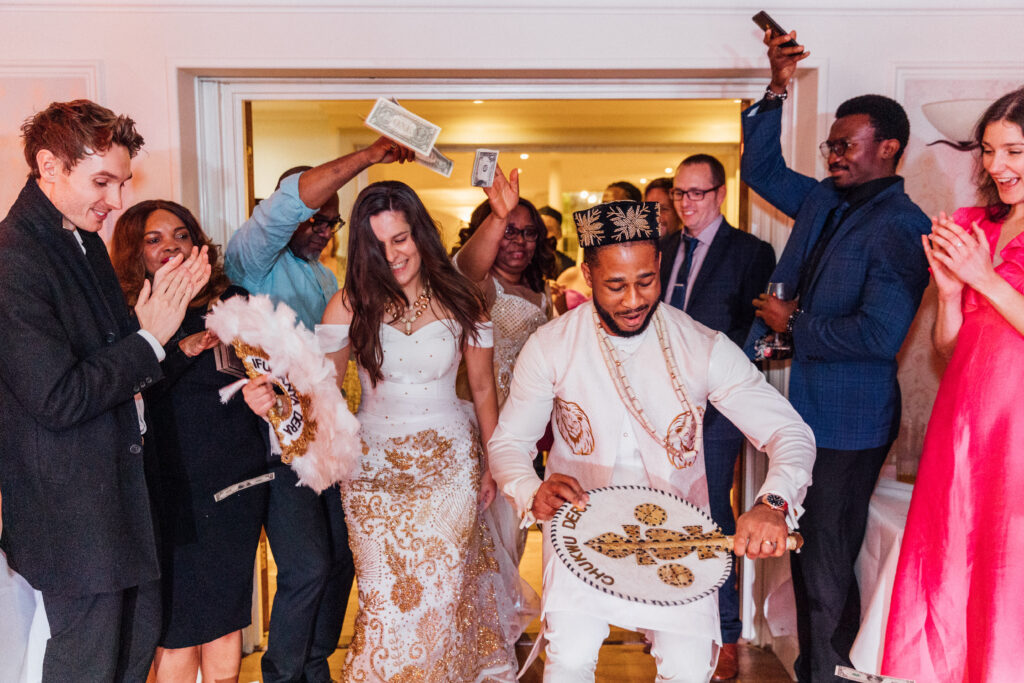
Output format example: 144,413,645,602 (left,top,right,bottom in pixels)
849,476,913,675
0,551,48,683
